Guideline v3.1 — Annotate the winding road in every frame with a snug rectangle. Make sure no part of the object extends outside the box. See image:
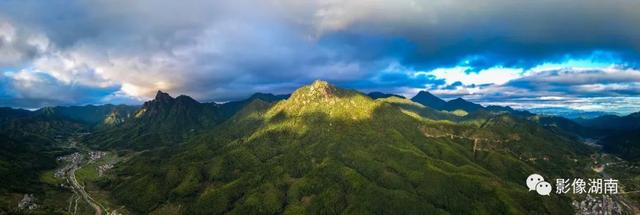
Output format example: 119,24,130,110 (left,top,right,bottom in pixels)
68,165,103,215
63,152,109,215
600,170,640,214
